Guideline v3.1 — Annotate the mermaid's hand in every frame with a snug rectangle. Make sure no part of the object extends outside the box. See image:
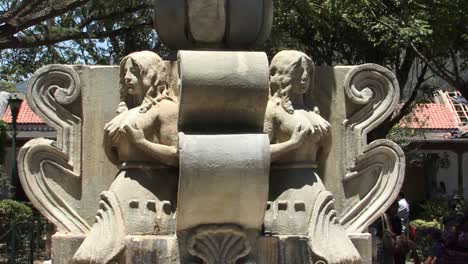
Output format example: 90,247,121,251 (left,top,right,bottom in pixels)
123,124,145,145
